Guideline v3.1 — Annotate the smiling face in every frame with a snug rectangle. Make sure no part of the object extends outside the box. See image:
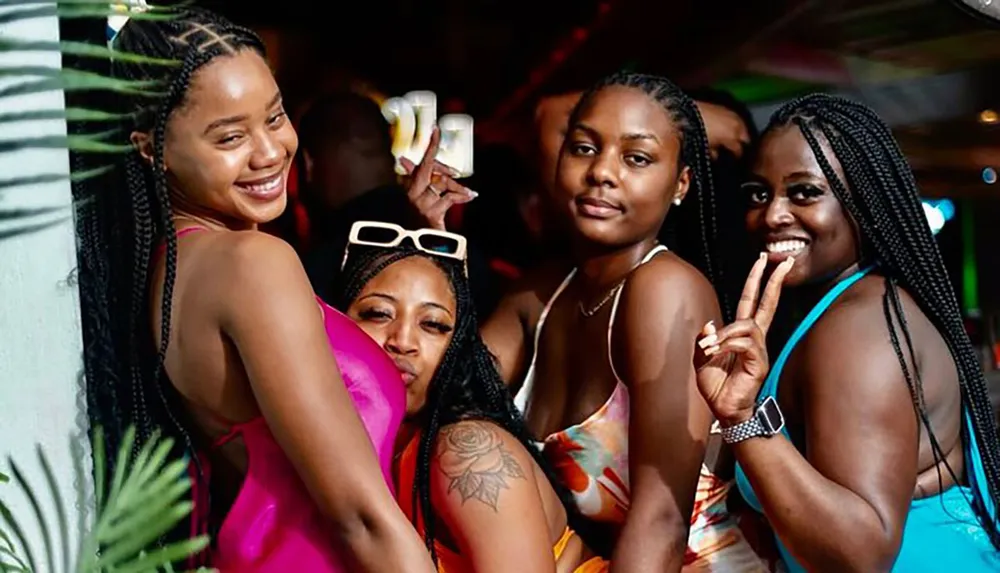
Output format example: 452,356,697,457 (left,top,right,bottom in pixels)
555,86,690,248
744,125,860,286
346,256,457,418
133,49,298,227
